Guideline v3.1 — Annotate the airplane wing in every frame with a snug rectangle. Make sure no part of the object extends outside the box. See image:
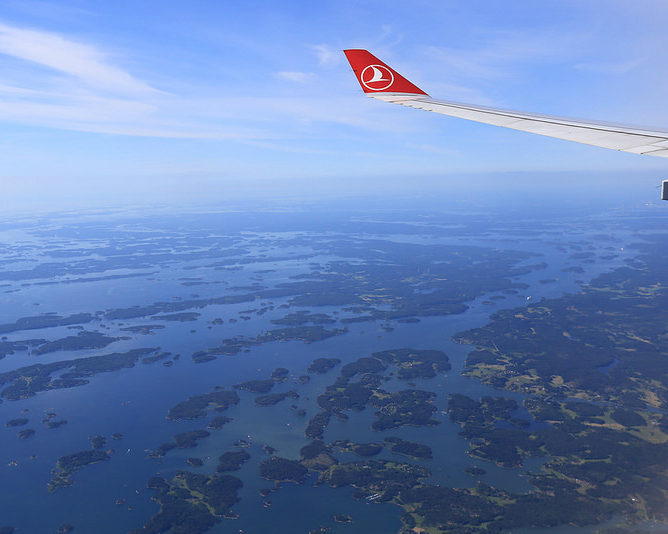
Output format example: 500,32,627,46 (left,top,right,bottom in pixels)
343,49,668,199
